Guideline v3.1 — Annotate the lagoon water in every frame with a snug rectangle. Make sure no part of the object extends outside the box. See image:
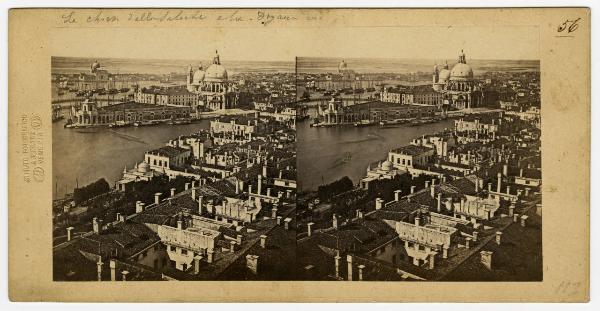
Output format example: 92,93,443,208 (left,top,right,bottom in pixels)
52,119,210,199
297,108,454,192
